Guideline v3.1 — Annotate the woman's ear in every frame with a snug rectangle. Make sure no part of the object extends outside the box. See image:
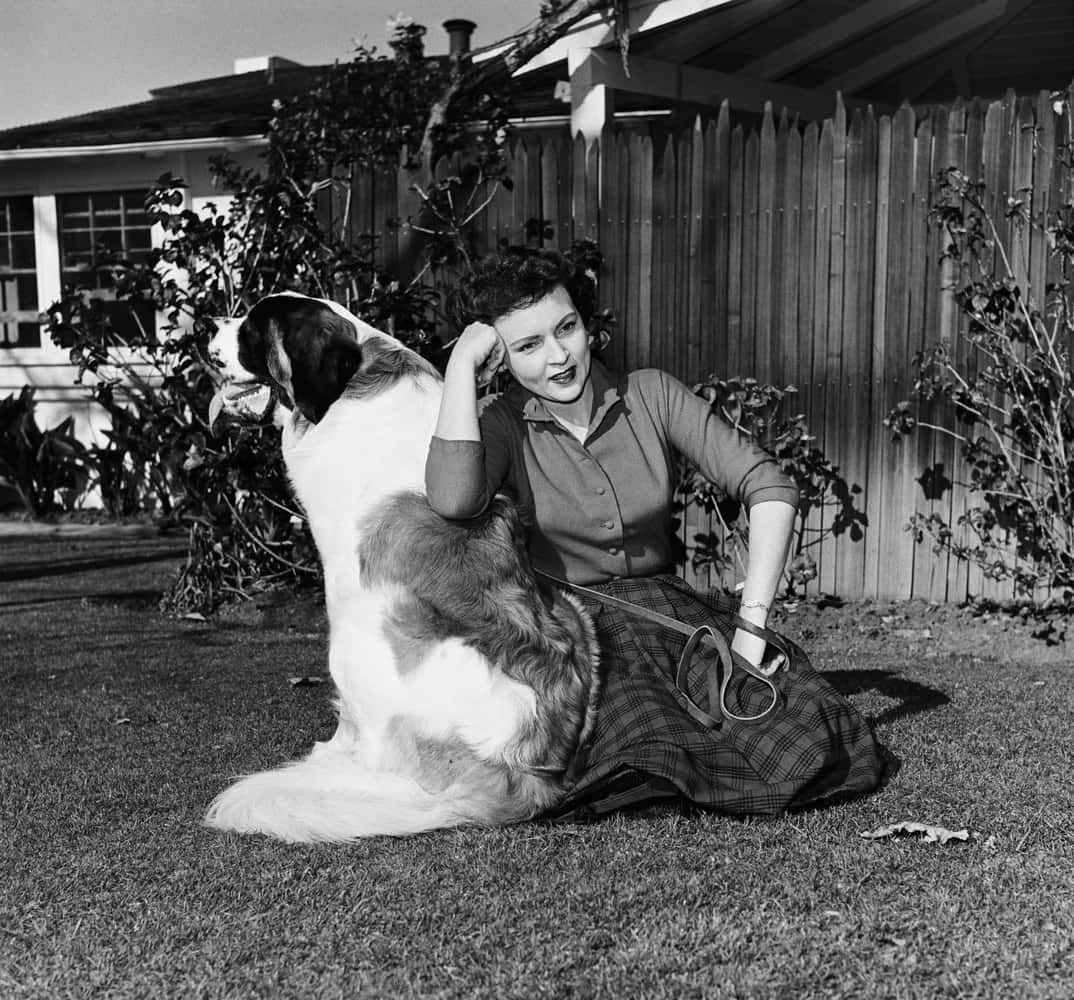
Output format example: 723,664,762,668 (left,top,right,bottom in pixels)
588,326,611,353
